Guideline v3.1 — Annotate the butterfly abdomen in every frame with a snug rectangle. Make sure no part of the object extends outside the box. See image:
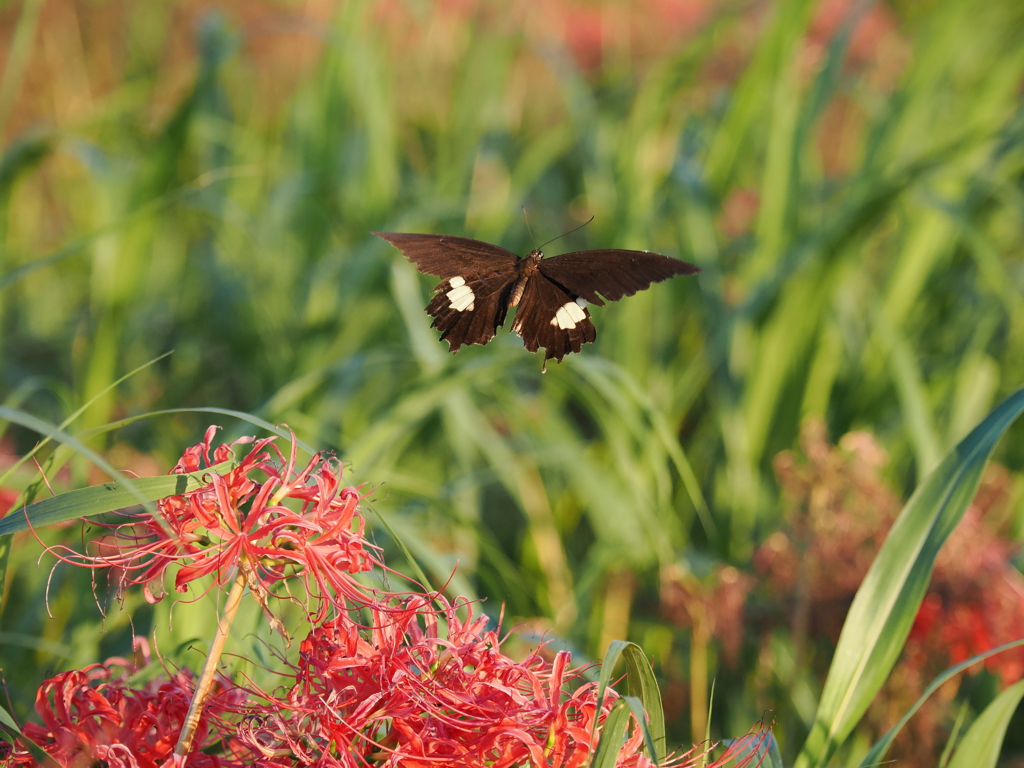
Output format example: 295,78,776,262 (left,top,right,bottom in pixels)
508,250,542,308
